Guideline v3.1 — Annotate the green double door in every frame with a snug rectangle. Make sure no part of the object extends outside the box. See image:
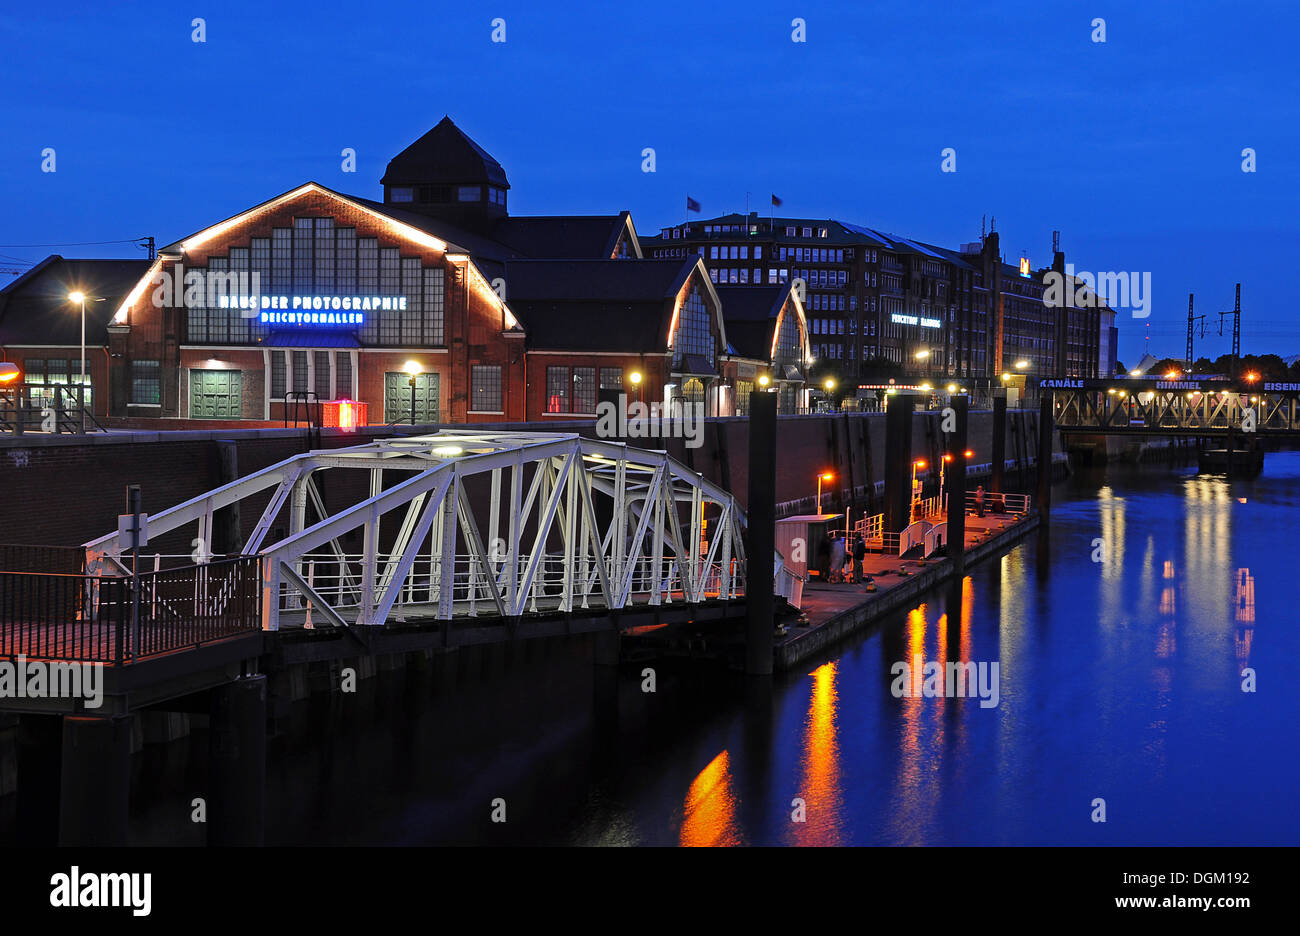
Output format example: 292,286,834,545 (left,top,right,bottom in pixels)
385,372,439,424
190,369,242,419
